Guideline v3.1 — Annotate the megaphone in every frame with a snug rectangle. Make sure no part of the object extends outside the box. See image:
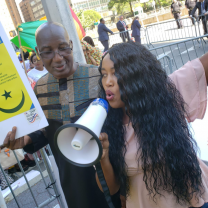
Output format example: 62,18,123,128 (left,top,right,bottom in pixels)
54,98,109,167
